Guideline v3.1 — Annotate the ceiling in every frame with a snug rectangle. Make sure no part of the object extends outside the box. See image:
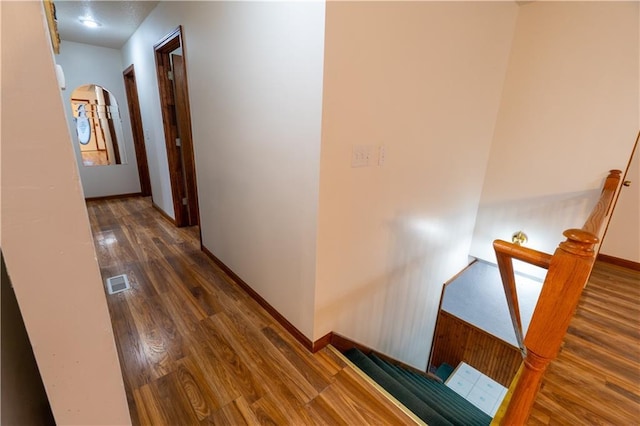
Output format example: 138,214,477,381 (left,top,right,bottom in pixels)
55,1,159,49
